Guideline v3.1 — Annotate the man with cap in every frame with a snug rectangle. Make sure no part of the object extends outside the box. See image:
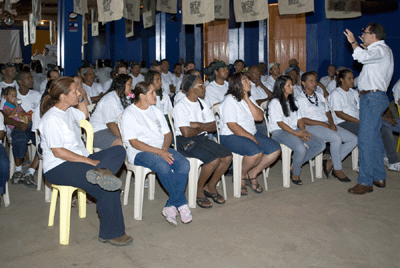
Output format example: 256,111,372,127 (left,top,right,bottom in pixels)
248,65,272,105
82,67,105,104
129,61,145,89
204,61,229,107
264,62,280,92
